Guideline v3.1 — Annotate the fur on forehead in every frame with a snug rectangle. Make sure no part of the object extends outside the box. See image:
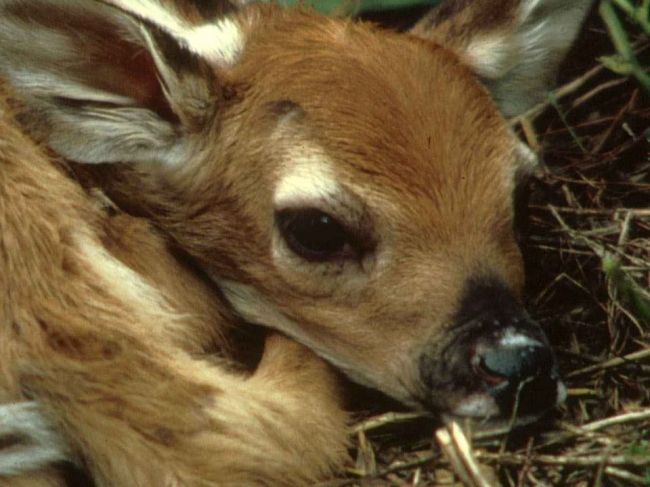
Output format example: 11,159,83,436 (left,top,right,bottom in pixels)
228,9,520,216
